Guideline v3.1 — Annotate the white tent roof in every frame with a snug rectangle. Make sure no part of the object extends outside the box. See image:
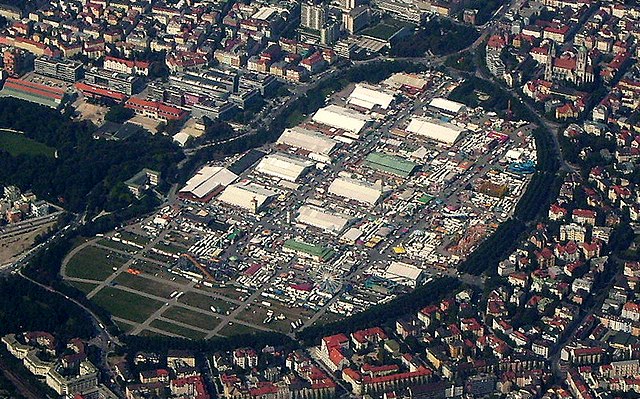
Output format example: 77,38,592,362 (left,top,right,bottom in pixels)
348,84,395,110
255,153,313,182
428,97,466,115
328,176,382,206
383,261,423,287
312,105,370,135
383,73,428,90
297,205,351,234
218,181,276,212
406,117,465,145
180,166,238,199
277,127,338,155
